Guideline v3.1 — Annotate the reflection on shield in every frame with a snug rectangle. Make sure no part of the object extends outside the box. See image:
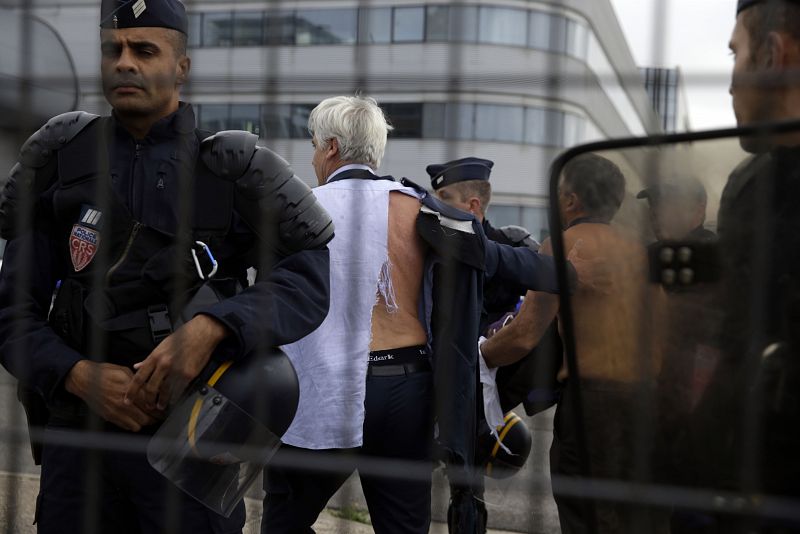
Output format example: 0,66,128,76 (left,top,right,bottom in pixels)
548,120,800,530
147,386,281,518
